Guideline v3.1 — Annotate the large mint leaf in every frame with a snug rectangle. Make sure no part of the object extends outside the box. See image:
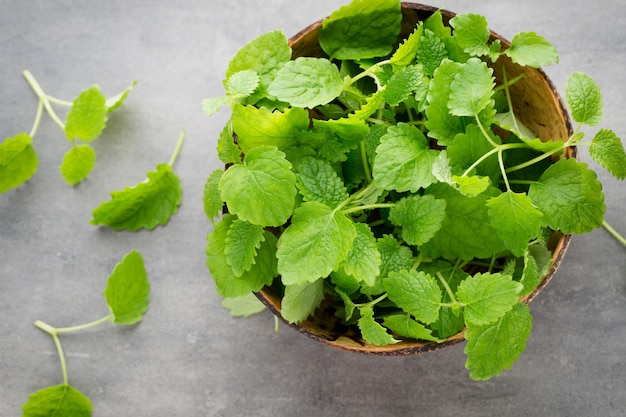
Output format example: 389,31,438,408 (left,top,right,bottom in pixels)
373,123,439,192
464,303,532,380
388,194,446,246
0,133,38,193
219,145,296,227
65,85,108,142
281,279,325,324
318,0,402,60
340,223,381,287
277,202,356,285
448,58,495,117
456,272,522,326
104,250,150,325
383,270,442,324
589,129,626,180
565,71,603,126
449,13,490,57
504,32,559,68
296,156,348,208
22,384,92,417
528,158,605,234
